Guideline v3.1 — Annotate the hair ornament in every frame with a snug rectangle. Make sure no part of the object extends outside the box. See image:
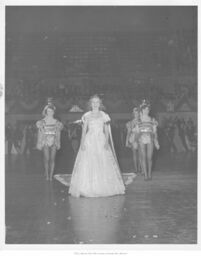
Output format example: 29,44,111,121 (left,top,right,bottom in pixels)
42,98,56,116
139,99,150,110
